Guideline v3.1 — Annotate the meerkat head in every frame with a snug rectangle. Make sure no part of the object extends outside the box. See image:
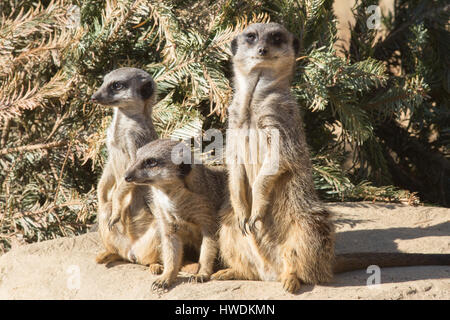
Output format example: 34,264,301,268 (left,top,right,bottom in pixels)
231,23,299,76
90,67,156,109
124,139,192,187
